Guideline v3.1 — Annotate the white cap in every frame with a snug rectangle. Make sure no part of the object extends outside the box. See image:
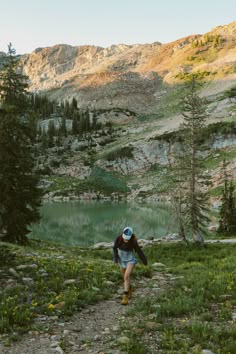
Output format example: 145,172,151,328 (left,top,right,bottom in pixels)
122,226,133,240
